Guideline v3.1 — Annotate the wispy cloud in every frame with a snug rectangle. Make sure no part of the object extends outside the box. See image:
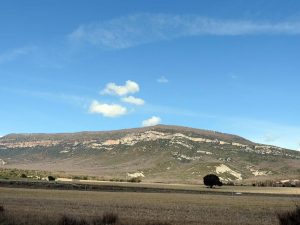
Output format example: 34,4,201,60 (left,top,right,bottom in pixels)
69,13,300,49
157,76,169,83
0,87,91,108
0,46,37,63
262,133,280,143
121,96,145,105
